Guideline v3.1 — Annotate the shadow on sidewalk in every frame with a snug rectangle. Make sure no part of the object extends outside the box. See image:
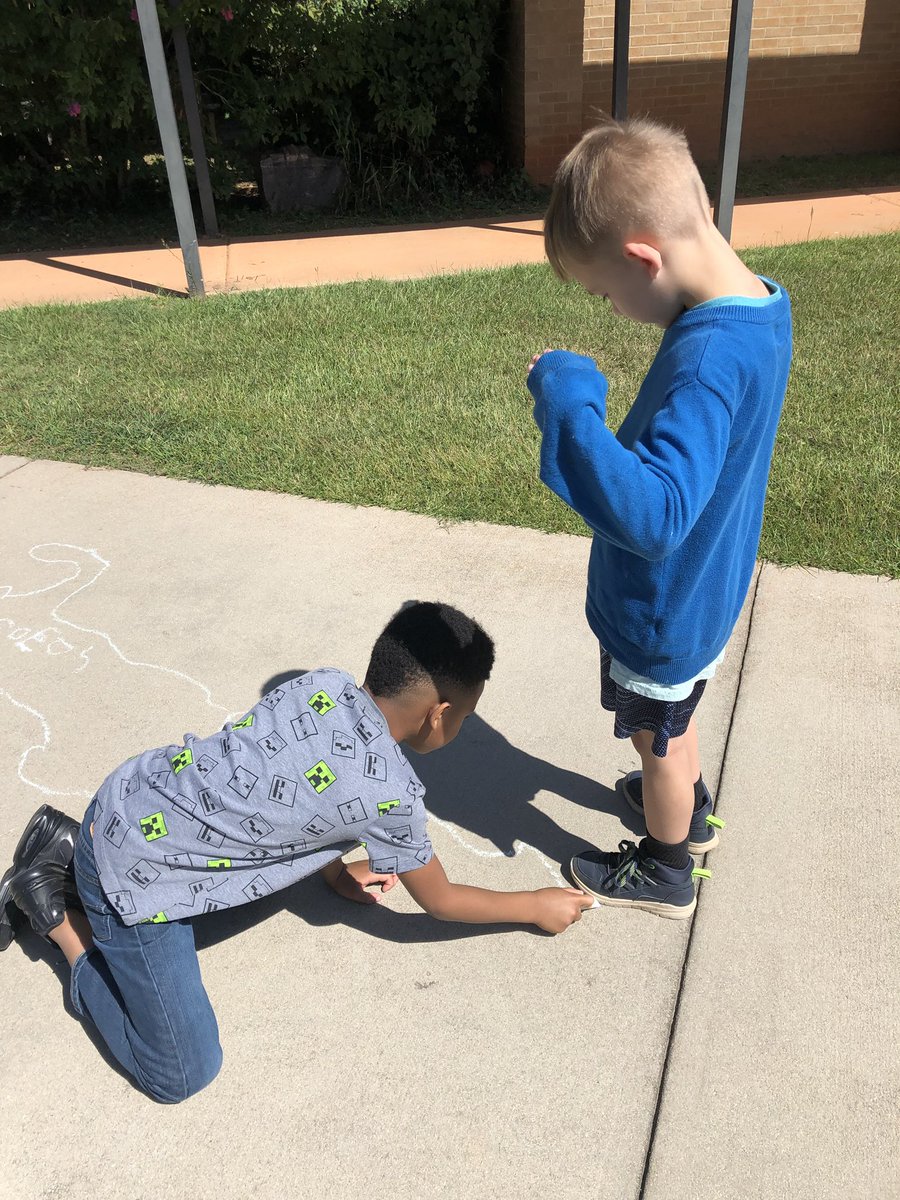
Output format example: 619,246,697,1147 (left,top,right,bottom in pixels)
410,711,637,865
255,668,640,931
193,870,543,950
22,254,187,299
